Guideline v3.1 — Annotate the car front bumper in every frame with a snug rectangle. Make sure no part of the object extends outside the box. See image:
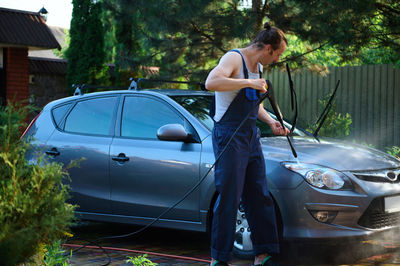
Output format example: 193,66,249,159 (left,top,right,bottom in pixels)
273,177,400,240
